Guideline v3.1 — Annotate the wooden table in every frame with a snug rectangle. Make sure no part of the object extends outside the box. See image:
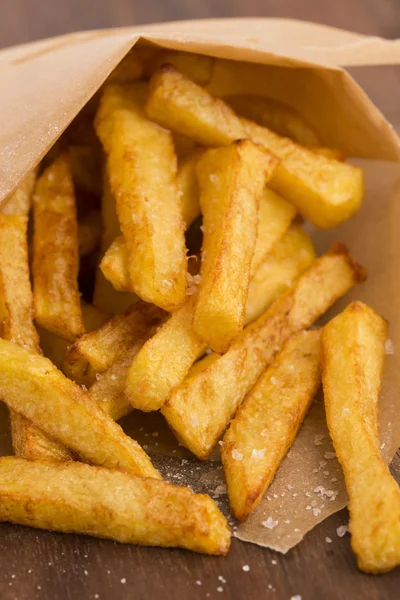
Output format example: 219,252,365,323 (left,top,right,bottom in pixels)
1,1,400,599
